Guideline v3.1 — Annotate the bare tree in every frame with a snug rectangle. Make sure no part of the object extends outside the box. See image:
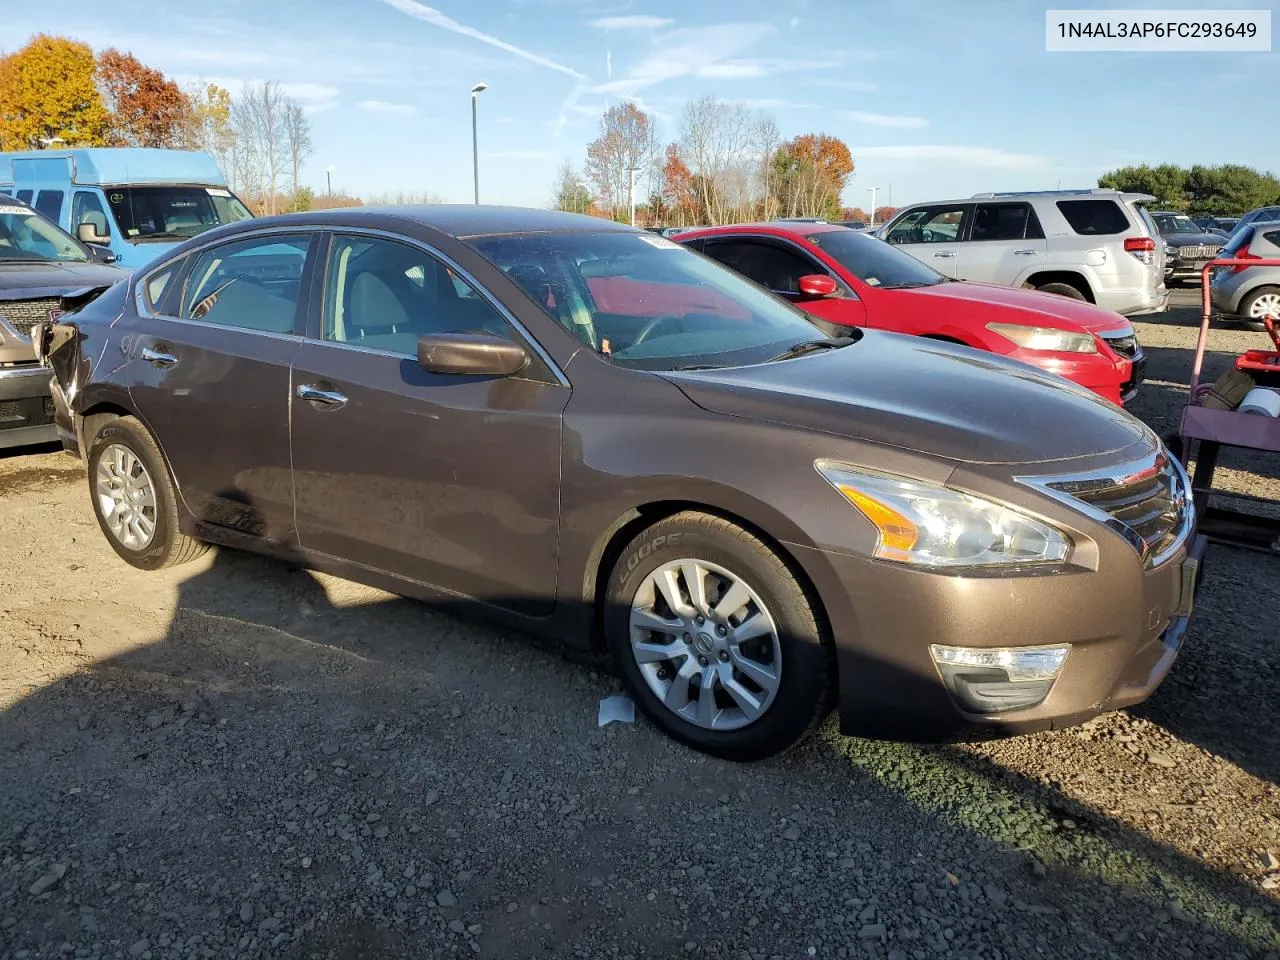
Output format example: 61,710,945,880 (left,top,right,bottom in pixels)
678,96,758,225
232,81,286,214
752,114,781,221
283,100,312,202
585,103,659,220
550,159,592,213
